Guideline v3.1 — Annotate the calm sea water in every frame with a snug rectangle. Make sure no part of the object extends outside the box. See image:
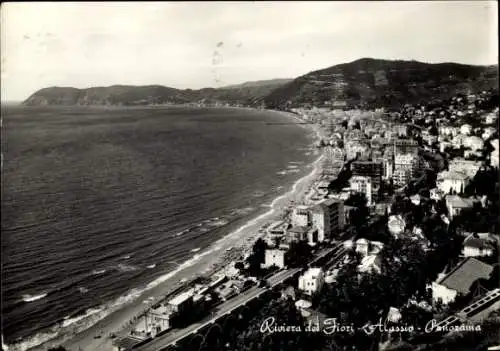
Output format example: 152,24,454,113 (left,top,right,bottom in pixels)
1,106,315,347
